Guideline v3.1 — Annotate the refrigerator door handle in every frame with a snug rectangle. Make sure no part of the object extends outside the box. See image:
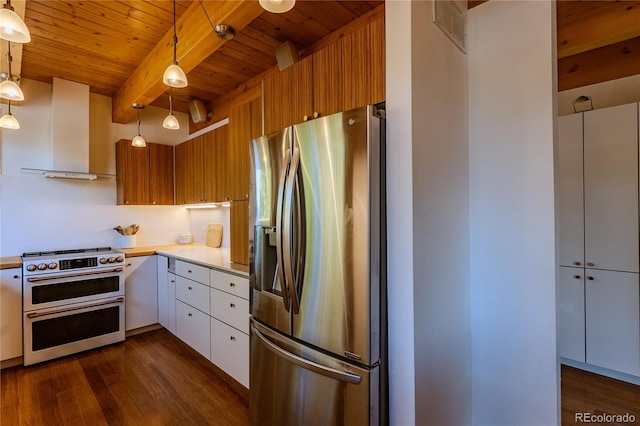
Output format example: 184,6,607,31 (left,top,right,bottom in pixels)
252,325,362,385
283,146,301,314
275,148,291,312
